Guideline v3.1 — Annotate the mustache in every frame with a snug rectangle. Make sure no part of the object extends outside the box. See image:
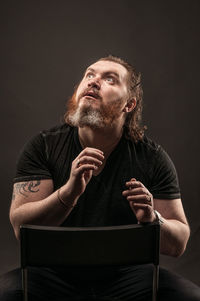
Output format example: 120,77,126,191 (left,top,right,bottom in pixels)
79,87,102,101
